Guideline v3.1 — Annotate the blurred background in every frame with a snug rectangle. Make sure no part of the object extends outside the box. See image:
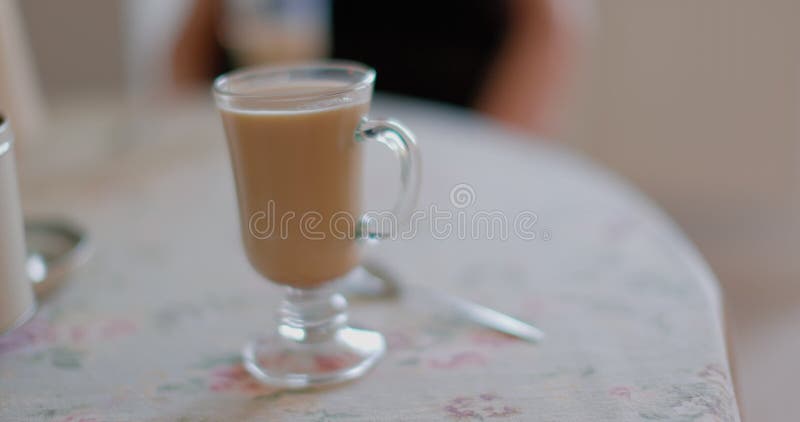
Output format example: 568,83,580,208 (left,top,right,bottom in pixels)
2,0,798,419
